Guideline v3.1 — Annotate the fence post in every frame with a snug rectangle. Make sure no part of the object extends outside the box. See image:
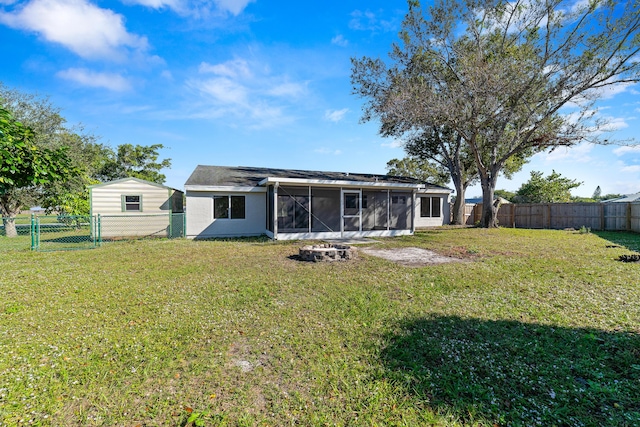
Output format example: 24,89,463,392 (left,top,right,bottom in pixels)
97,214,102,246
627,203,632,231
183,212,187,237
30,214,35,251
169,212,173,238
